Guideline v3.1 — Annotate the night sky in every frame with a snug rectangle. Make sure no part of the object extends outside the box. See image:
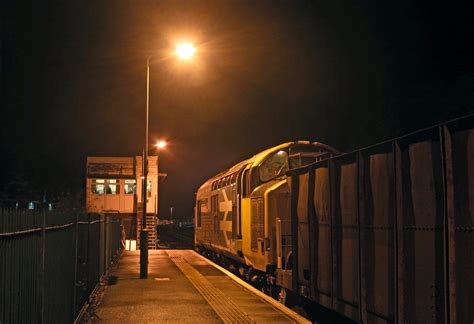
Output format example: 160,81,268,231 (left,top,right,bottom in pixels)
1,1,473,218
